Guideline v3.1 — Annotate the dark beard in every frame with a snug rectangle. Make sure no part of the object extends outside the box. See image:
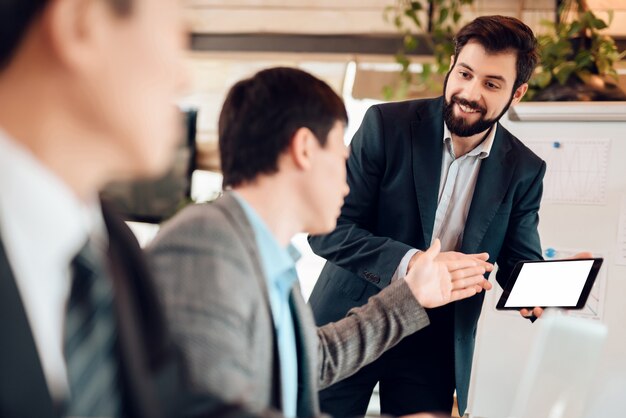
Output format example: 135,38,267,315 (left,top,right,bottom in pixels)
442,71,515,138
